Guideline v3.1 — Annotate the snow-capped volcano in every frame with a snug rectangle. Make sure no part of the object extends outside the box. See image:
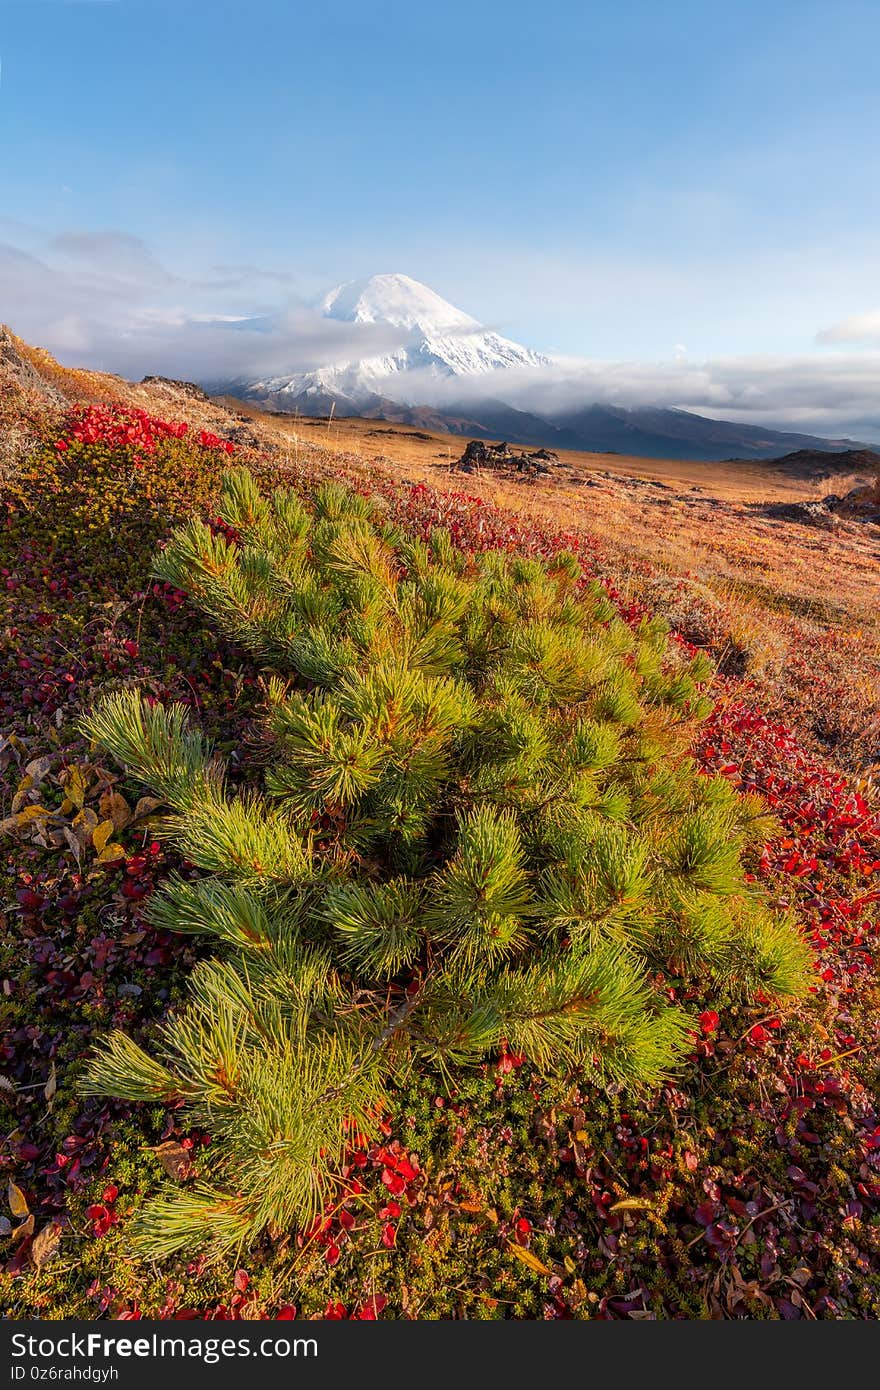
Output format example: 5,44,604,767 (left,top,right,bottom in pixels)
320,273,478,334
244,272,549,408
